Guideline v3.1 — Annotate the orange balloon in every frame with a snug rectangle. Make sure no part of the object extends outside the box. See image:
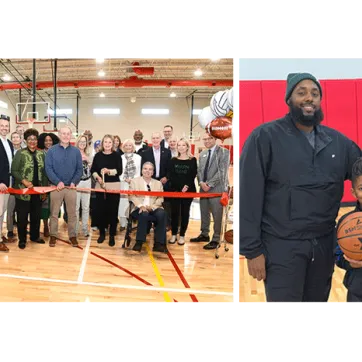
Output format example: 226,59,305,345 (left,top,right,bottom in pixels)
206,116,232,142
